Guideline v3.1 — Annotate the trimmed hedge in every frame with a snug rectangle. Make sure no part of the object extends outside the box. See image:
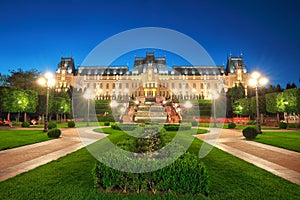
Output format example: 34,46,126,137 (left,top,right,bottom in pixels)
228,122,236,129
164,124,191,131
242,126,258,139
278,122,288,129
104,121,110,126
97,115,115,122
68,121,75,128
47,128,61,138
48,121,57,129
21,121,30,128
93,152,209,196
111,123,137,131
